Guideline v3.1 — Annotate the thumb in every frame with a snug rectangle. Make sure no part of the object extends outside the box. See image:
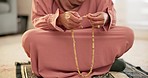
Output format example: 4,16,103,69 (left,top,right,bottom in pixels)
71,12,81,18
